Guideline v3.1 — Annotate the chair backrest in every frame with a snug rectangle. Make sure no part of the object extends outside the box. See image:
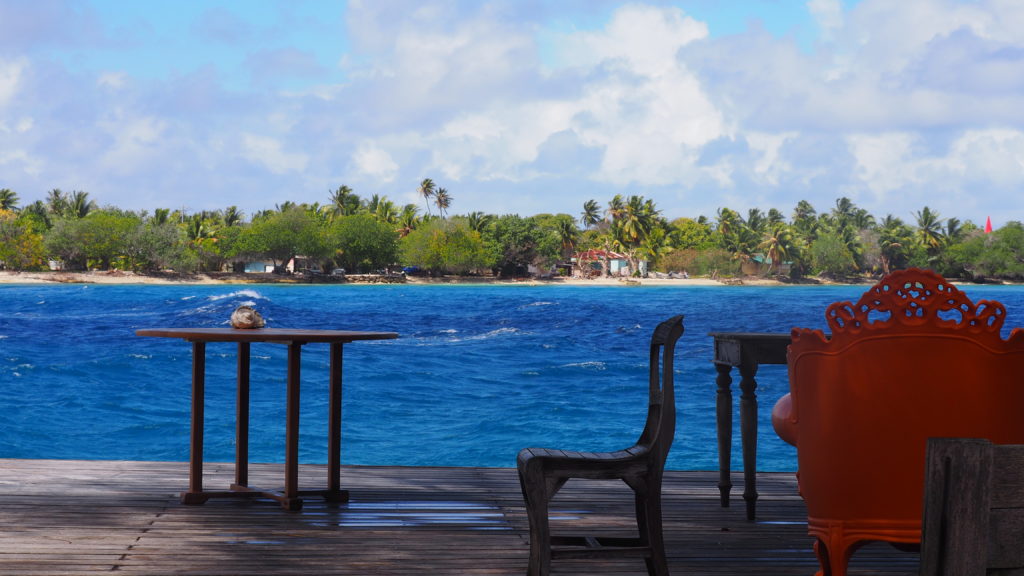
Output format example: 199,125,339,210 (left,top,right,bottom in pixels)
787,269,1024,523
637,315,684,469
920,438,1024,575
